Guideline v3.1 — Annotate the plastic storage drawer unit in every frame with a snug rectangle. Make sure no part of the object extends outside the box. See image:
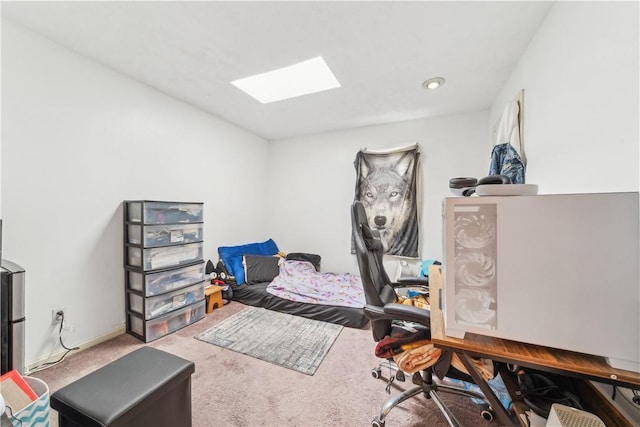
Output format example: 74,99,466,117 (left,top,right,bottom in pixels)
128,300,206,342
127,223,203,247
127,242,203,271
129,281,206,320
127,262,205,296
126,201,203,224
123,200,205,343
